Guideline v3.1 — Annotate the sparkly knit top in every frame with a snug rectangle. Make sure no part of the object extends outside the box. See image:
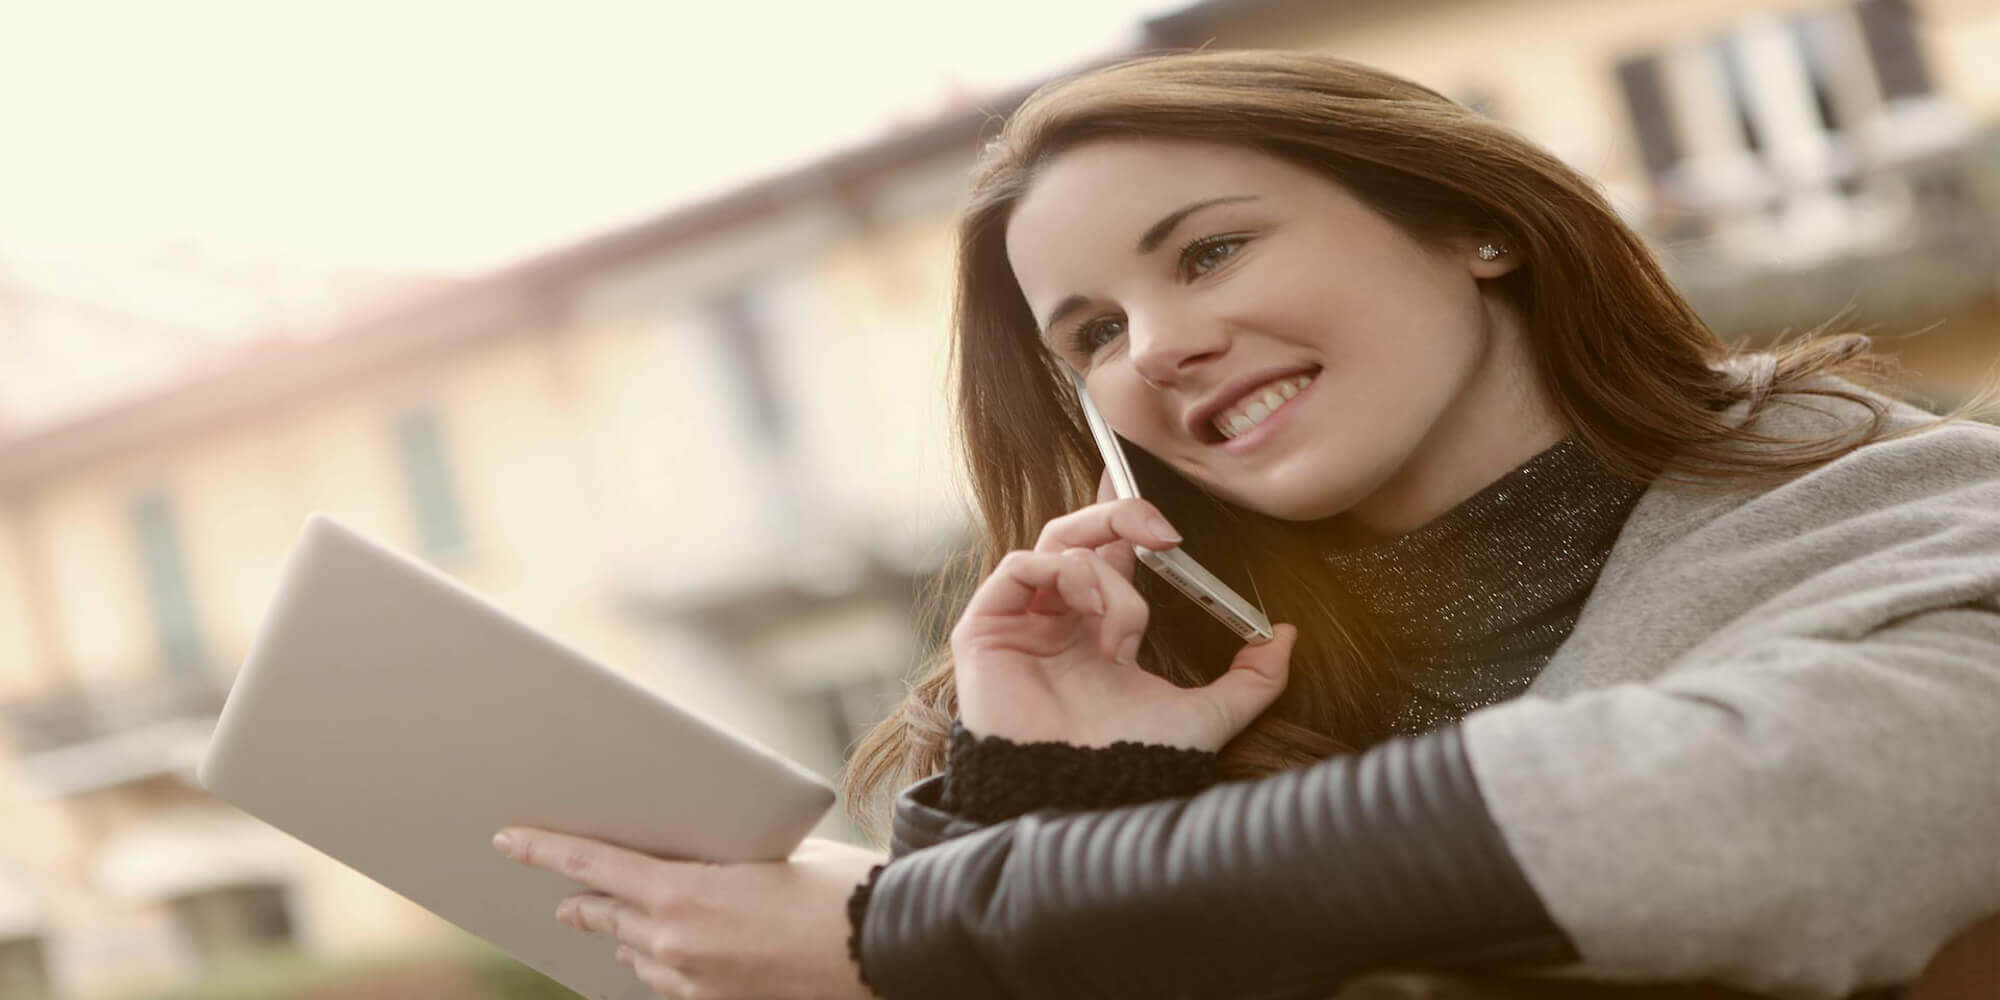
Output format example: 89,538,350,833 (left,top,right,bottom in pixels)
1319,434,1648,737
